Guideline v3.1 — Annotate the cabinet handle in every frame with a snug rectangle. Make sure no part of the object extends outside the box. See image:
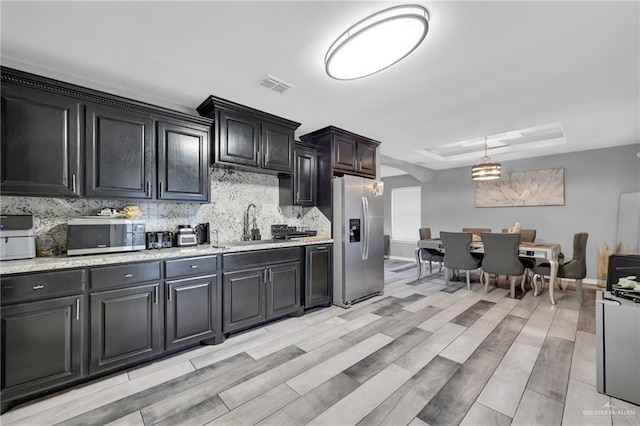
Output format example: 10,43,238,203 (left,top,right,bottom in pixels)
316,246,328,251
296,191,300,203
33,284,45,290
168,285,172,302
268,267,273,283
262,269,267,283
146,181,151,197
71,174,77,193
190,265,198,269
155,287,159,305
76,298,80,321
159,182,164,198
124,273,133,278
256,151,260,164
